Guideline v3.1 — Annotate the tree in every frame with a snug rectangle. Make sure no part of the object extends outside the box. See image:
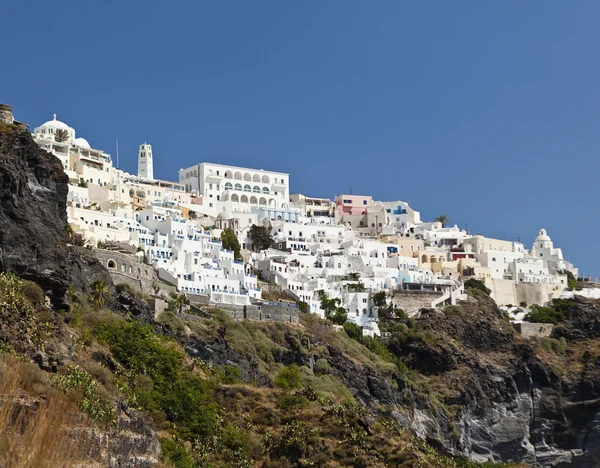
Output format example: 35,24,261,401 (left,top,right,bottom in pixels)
89,280,109,308
168,292,188,313
248,224,273,251
434,214,450,227
524,304,565,324
220,228,241,260
372,291,387,309
317,290,348,325
55,129,69,143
